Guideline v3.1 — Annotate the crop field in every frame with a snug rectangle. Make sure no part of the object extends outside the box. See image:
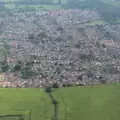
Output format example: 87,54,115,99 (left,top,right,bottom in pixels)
0,84,120,120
